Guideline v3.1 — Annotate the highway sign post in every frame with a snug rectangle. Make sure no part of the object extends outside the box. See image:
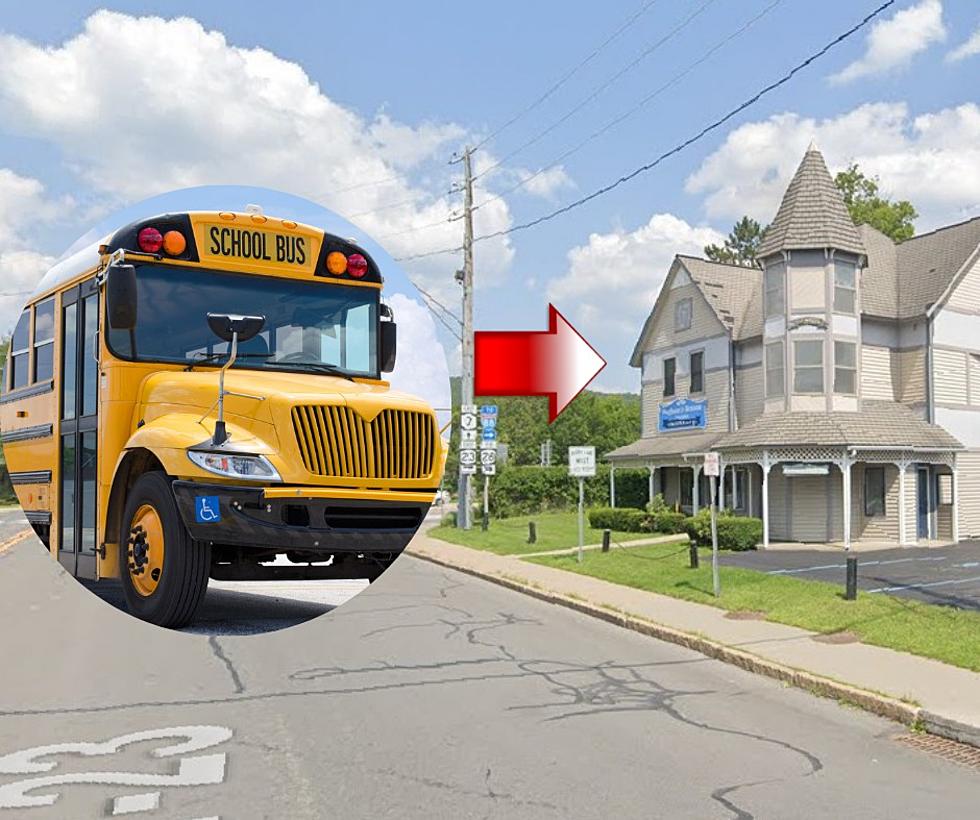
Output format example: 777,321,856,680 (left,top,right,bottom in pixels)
568,446,596,563
704,451,721,597
479,405,497,530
